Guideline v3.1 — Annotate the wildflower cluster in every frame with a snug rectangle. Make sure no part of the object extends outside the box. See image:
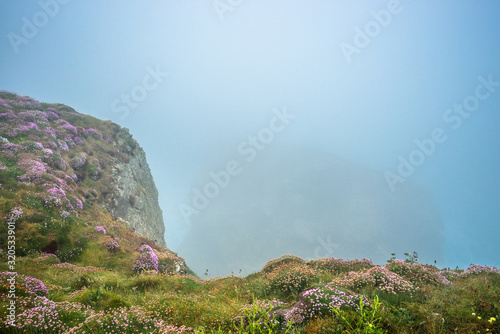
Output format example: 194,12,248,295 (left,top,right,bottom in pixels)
438,269,461,281
329,266,417,294
38,184,81,217
72,305,193,333
17,157,47,183
262,254,306,272
37,252,61,263
87,157,102,179
57,122,78,135
302,286,369,319
84,127,100,139
15,95,42,108
70,152,87,170
10,297,70,332
0,98,12,109
461,264,500,277
0,271,49,296
0,94,95,222
105,238,120,250
309,257,374,273
46,109,59,121
264,261,317,297
133,245,159,273
94,226,106,234
8,206,24,223
386,259,451,286
58,139,69,151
